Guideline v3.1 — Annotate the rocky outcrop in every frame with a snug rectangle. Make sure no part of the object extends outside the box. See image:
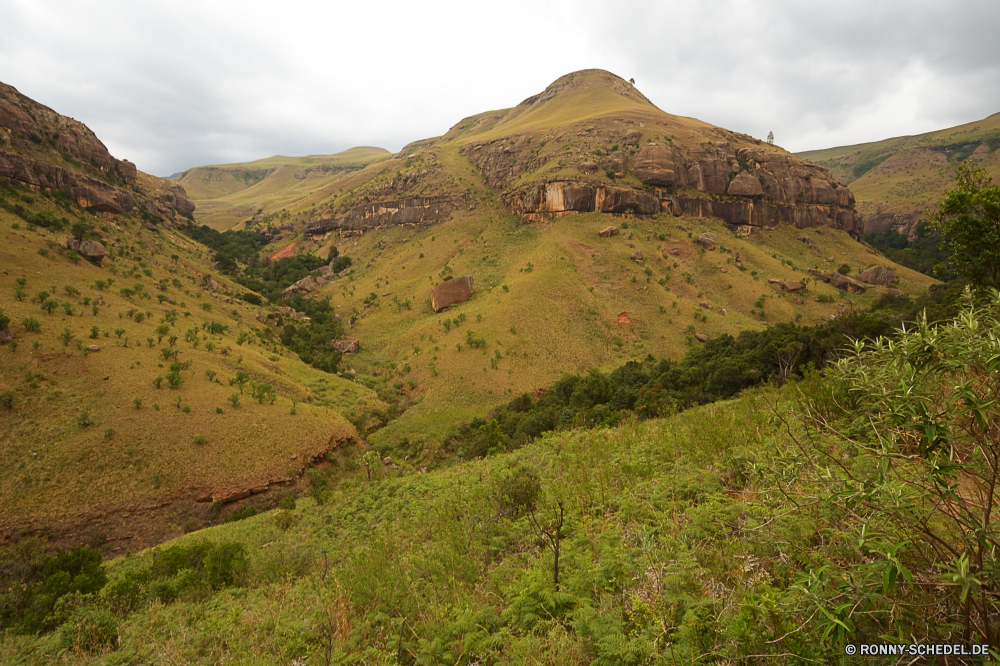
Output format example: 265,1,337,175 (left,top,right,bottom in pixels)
598,226,620,237
696,232,717,250
66,238,107,264
672,197,861,234
857,265,895,286
727,172,764,197
829,271,867,294
330,338,360,353
307,194,473,236
503,180,658,220
632,146,683,187
431,276,474,312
